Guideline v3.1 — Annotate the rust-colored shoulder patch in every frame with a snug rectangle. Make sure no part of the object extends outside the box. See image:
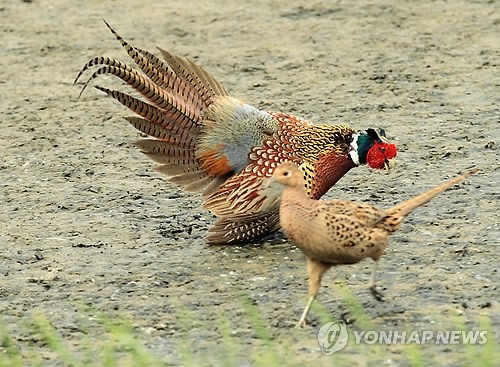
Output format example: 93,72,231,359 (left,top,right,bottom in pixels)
198,145,233,176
